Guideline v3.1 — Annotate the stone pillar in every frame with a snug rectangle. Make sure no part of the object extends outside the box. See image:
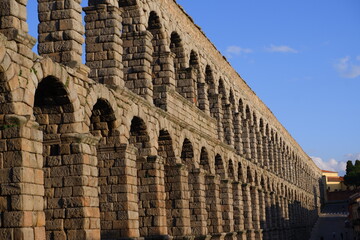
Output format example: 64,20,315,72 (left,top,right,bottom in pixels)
273,142,279,174
279,145,284,178
210,94,223,142
277,195,287,240
250,186,262,240
232,181,245,240
277,196,285,240
108,144,138,238
142,156,167,237
288,199,294,239
165,163,191,237
189,168,208,237
51,133,101,240
249,126,257,163
197,82,210,115
283,198,290,240
152,51,176,111
220,179,234,234
136,155,168,238
258,190,266,233
176,67,197,104
256,131,263,167
270,192,279,240
233,112,242,155
0,116,45,240
38,0,84,66
241,184,254,240
241,121,251,160
122,30,154,102
97,143,131,239
267,138,274,173
293,200,301,240
263,191,272,240
205,175,223,236
223,103,234,146
262,136,269,170
283,151,289,181
84,3,124,86
0,0,34,42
